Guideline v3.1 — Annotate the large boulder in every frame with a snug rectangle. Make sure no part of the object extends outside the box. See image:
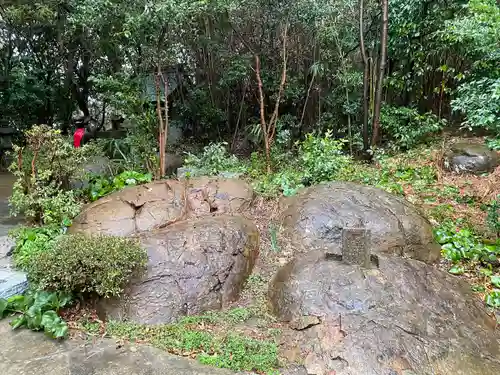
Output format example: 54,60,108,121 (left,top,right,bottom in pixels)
444,143,499,175
280,182,440,263
100,215,259,324
268,255,500,375
69,177,254,236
